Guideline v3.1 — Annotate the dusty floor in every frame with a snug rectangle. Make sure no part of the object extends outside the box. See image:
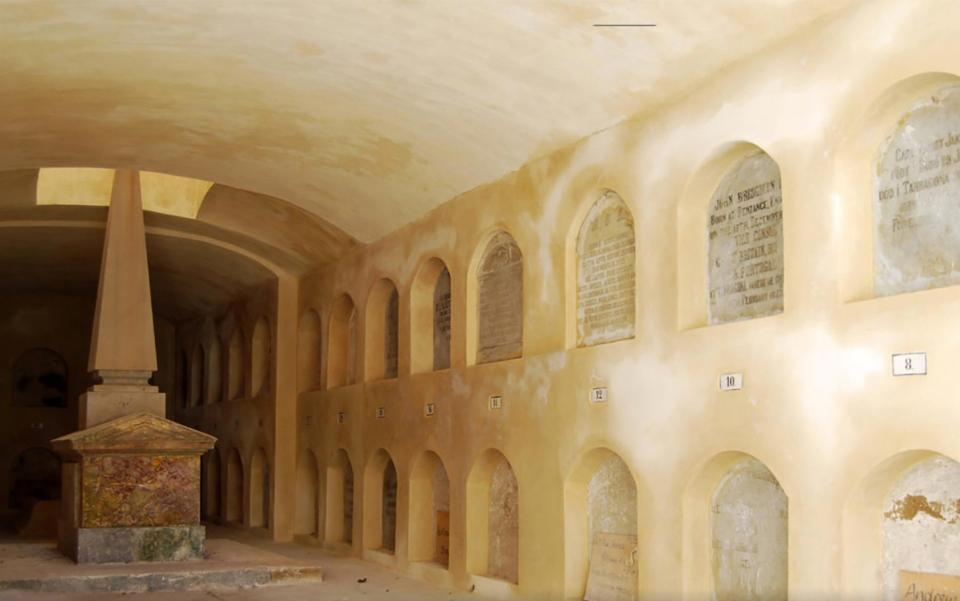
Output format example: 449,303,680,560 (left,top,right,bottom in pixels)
0,525,487,601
